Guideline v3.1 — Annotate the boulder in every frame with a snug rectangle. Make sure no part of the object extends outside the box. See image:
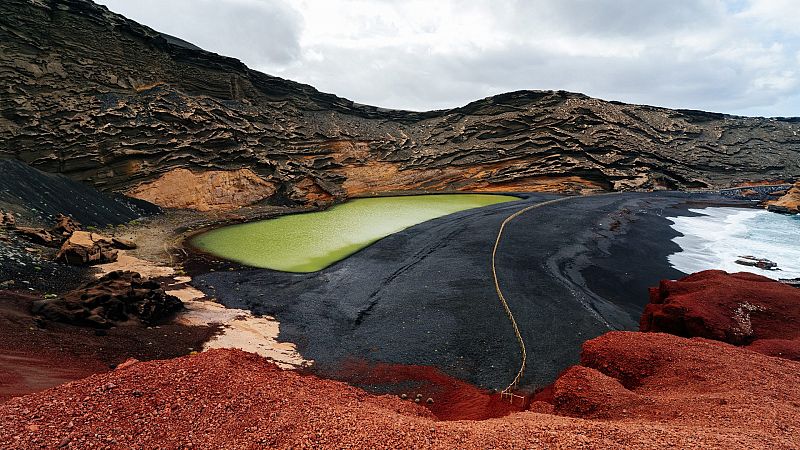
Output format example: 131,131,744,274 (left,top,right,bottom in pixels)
14,226,59,247
55,231,118,265
0,210,15,228
111,236,137,250
31,270,183,328
51,213,81,237
641,270,800,357
765,182,800,214
734,255,778,270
